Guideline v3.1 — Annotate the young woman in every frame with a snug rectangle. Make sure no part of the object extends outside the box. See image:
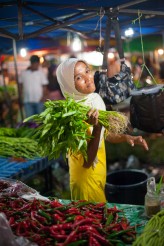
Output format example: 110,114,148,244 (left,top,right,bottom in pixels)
56,58,148,202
